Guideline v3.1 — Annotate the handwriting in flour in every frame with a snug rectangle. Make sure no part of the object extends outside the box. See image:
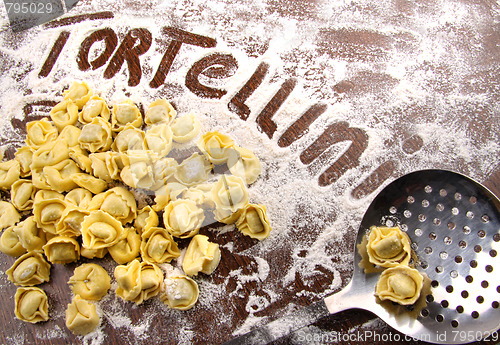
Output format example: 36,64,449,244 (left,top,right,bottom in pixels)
37,17,423,195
